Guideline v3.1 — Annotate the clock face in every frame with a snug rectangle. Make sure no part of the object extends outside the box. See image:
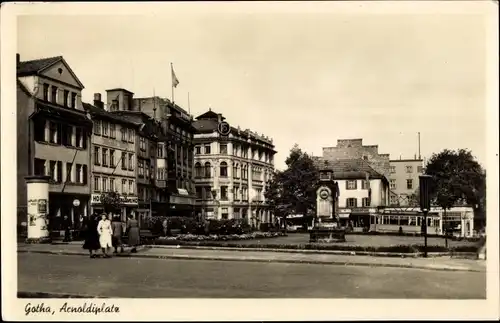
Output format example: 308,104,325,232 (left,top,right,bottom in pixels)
320,189,329,200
